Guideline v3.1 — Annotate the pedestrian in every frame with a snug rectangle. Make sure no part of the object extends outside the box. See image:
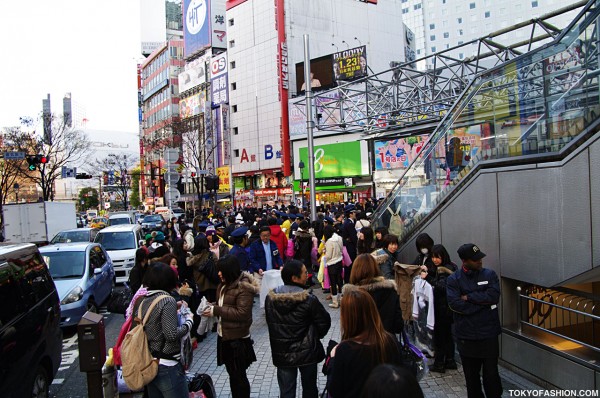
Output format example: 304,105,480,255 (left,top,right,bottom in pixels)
326,289,402,398
293,220,314,274
374,227,388,249
371,234,400,279
128,247,148,295
133,262,193,398
427,244,458,373
265,260,332,398
413,233,435,271
229,226,251,272
447,243,502,398
202,255,259,398
206,226,229,260
342,207,358,283
267,217,288,261
357,226,375,255
248,226,283,285
343,253,403,335
323,225,344,309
